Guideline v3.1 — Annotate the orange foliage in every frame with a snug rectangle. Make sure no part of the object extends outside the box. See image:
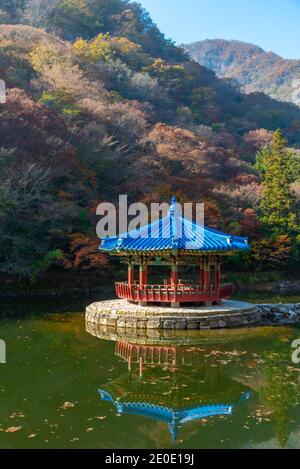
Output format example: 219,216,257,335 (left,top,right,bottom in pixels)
146,123,235,179
66,234,110,270
203,200,223,228
250,235,293,266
